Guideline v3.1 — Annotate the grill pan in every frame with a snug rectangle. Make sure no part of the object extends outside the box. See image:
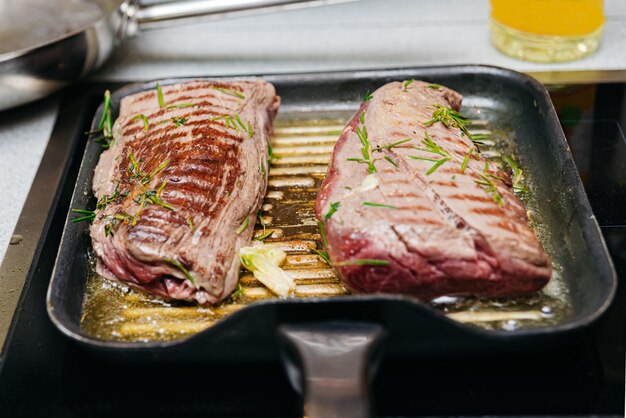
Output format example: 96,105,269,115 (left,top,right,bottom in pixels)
46,65,617,417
